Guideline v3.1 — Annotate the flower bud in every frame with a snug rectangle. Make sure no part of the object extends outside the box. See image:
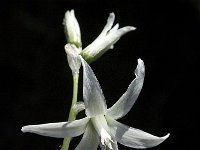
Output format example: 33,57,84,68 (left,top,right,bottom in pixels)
63,10,82,48
65,44,81,74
